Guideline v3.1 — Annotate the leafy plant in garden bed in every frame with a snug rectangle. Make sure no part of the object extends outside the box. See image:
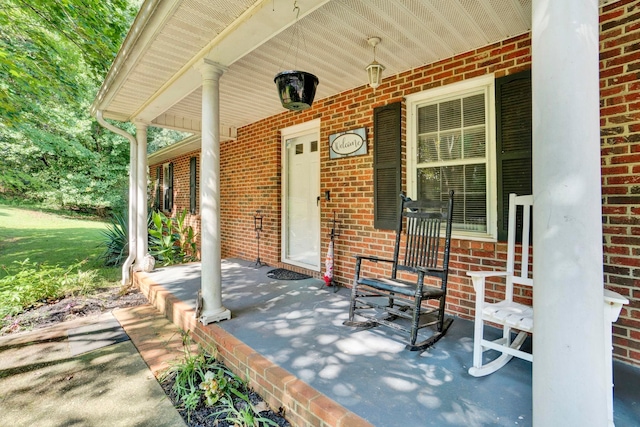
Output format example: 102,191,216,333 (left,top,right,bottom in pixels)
149,209,198,266
161,338,289,427
100,210,157,267
99,208,198,268
99,210,129,266
0,259,98,322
